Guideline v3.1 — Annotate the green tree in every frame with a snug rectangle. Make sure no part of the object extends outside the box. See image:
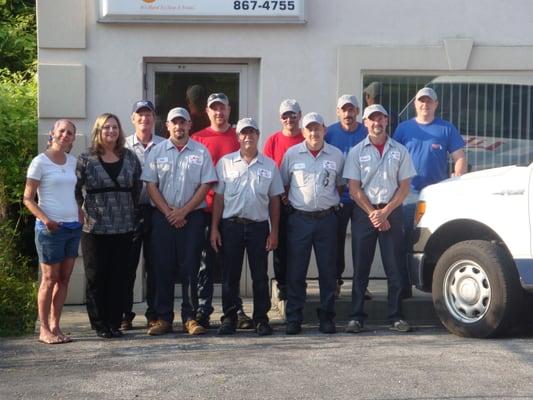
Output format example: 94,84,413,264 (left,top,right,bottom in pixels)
0,0,36,72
